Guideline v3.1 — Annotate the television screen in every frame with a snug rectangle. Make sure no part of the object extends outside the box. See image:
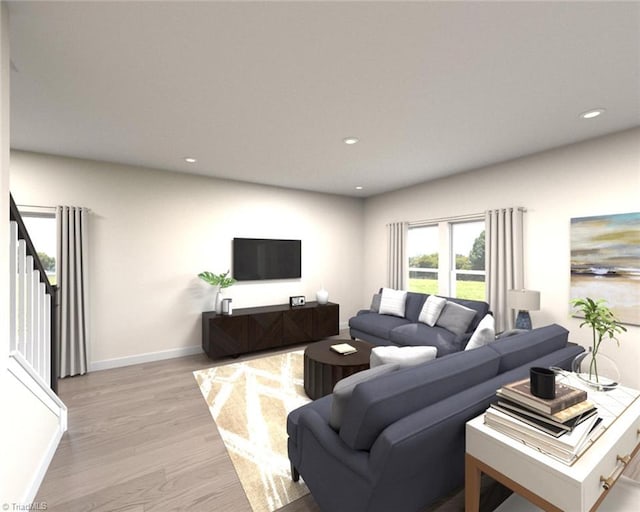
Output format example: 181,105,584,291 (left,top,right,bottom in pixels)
233,238,301,281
